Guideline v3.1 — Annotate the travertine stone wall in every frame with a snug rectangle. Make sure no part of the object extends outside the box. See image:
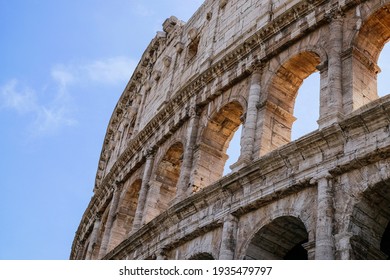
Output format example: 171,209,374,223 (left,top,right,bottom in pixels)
71,0,390,260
